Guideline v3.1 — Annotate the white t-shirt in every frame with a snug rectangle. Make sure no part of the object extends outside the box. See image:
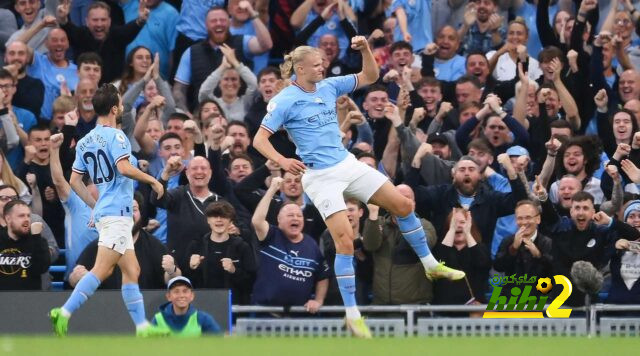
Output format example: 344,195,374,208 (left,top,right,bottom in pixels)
486,51,543,81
